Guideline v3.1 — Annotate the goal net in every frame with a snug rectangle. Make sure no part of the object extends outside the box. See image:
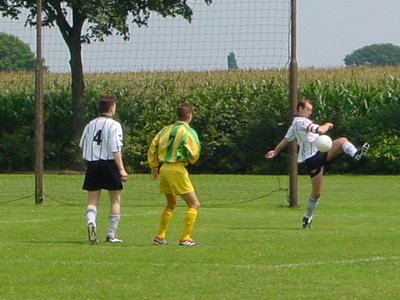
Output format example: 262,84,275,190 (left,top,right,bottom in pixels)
0,0,291,206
